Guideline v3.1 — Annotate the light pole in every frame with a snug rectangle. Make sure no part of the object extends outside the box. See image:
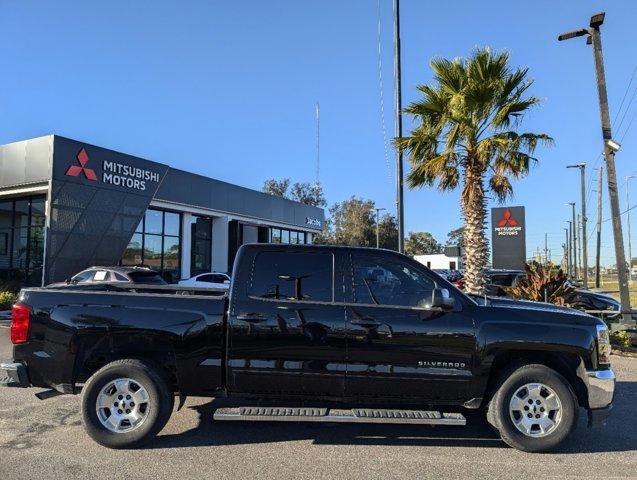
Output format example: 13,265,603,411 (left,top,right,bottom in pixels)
627,175,636,283
568,202,577,279
374,207,386,249
393,0,404,253
566,220,573,278
567,164,588,286
564,227,570,274
559,12,633,323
